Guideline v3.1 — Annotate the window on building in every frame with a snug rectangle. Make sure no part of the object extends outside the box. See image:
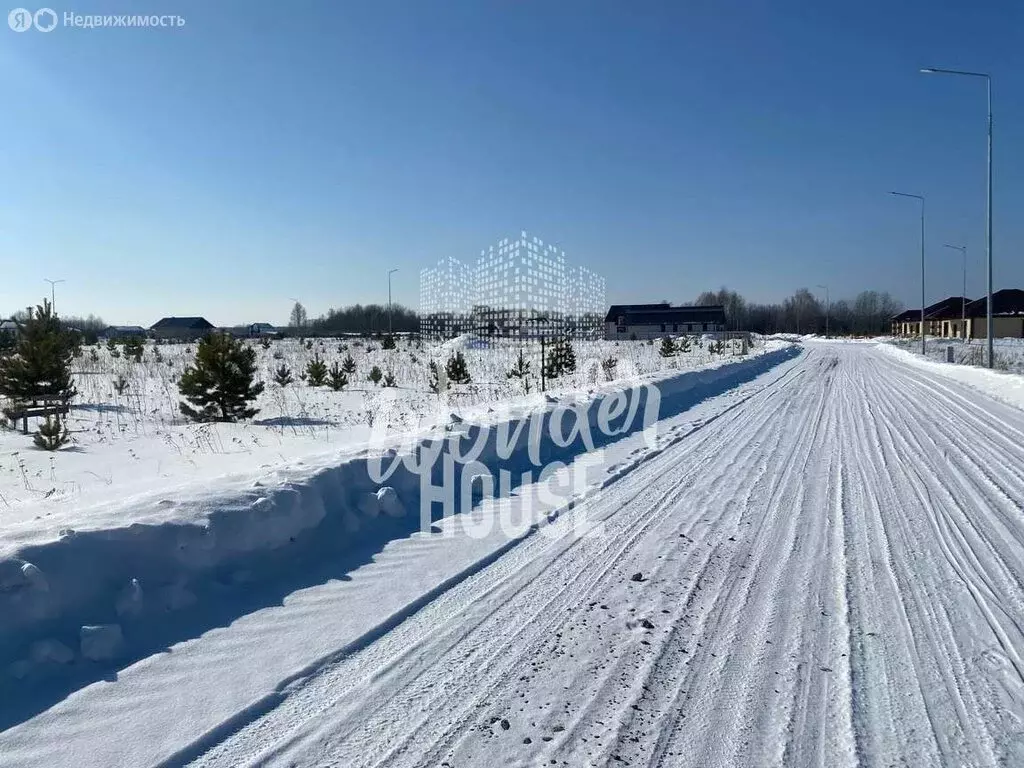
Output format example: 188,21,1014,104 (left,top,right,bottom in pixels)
660,323,666,332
